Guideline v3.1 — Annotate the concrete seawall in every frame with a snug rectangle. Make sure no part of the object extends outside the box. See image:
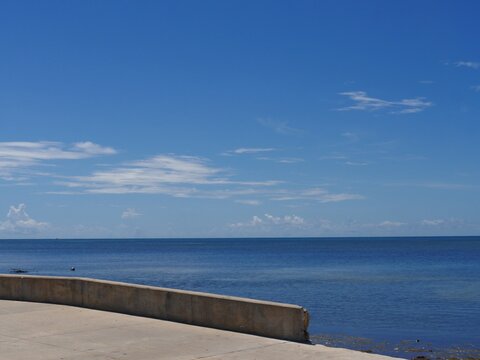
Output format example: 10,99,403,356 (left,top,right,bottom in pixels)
0,275,309,342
